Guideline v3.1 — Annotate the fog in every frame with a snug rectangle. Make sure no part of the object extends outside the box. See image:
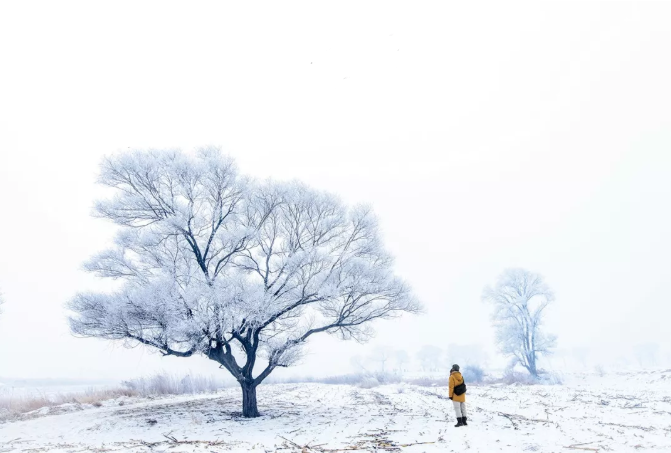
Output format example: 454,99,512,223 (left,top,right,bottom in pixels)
1,1,670,382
